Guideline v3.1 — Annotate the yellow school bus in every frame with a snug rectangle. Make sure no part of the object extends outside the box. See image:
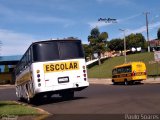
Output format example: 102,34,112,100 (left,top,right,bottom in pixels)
112,62,147,85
